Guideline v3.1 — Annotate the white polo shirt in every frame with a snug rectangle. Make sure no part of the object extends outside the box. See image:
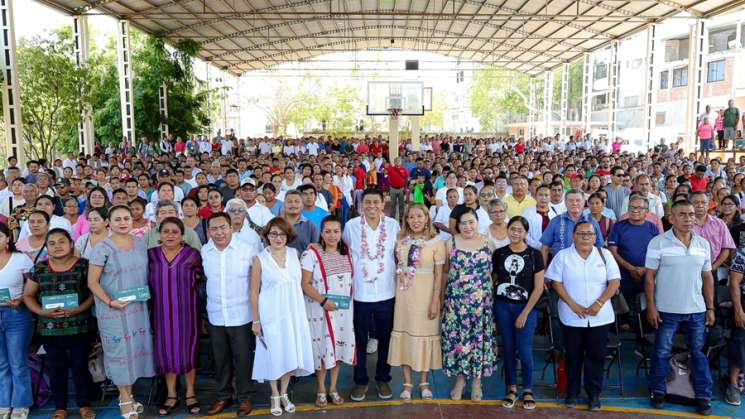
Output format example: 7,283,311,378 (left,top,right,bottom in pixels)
545,245,620,328
202,236,258,327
